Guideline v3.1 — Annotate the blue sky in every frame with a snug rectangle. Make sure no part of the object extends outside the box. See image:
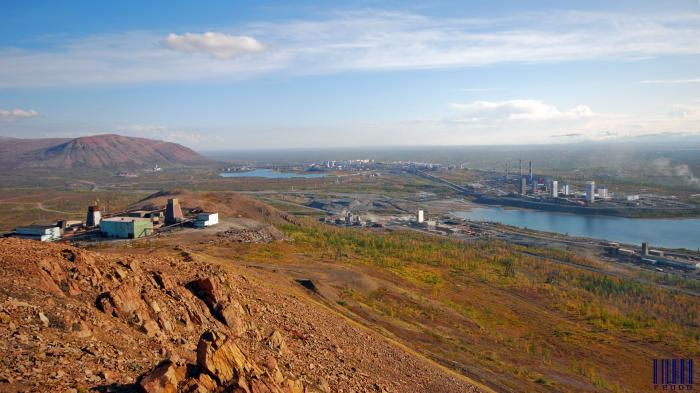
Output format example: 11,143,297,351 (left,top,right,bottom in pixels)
0,0,699,149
